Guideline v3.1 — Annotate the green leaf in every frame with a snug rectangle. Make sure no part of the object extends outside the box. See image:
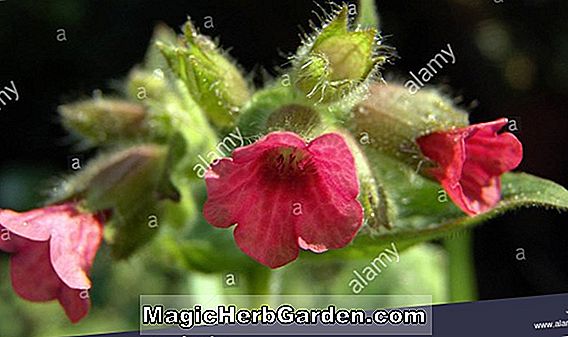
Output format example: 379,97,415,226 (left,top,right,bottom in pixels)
308,152,568,260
